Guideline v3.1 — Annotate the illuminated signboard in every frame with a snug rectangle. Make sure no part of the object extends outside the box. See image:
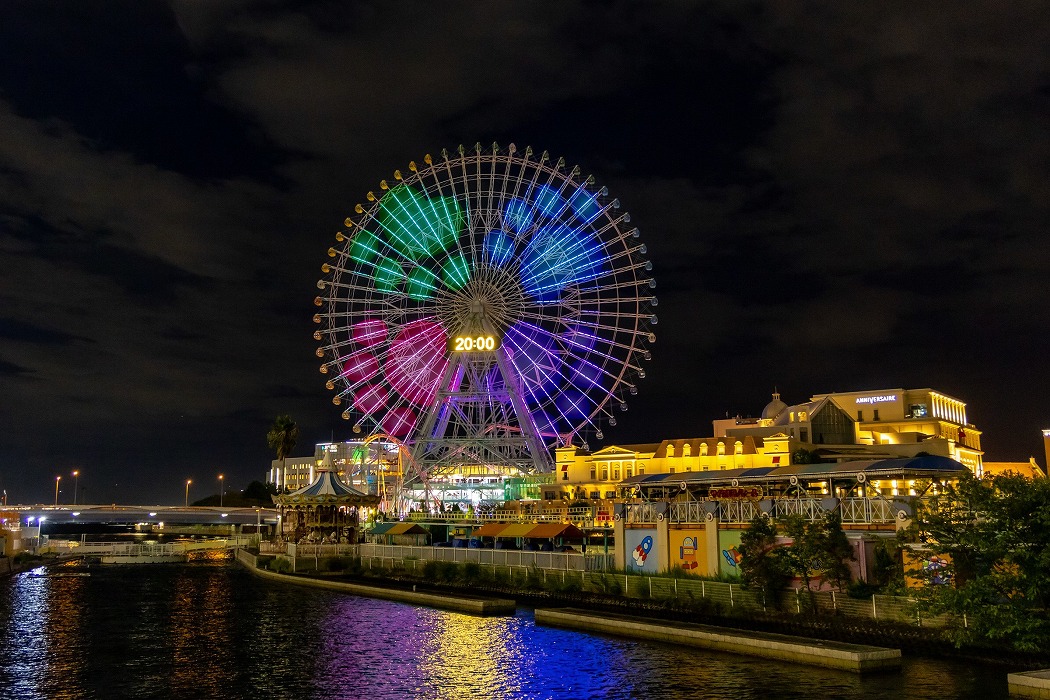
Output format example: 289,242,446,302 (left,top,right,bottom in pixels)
448,334,501,352
855,394,897,405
